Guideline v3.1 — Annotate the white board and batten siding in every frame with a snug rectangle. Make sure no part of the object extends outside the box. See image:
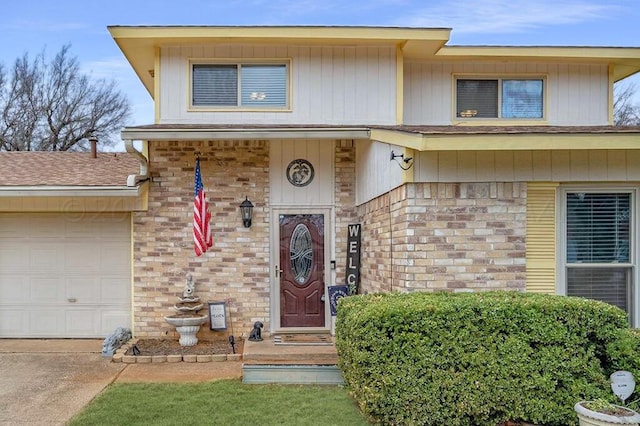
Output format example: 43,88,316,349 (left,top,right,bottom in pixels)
354,142,640,205
270,139,336,206
403,62,609,126
159,45,397,126
355,140,407,205
414,150,640,183
0,213,132,338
